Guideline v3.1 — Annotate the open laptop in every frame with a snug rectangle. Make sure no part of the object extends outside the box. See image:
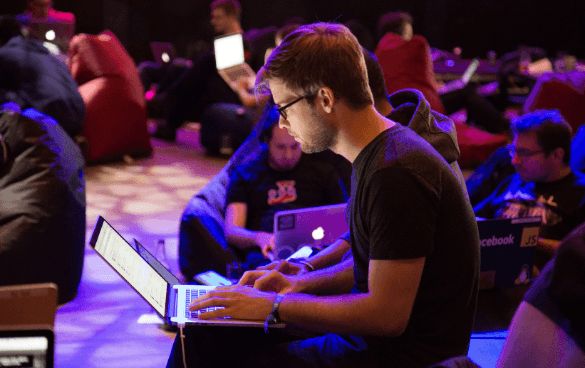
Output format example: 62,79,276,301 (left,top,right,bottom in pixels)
477,217,541,289
438,58,480,94
150,42,176,64
89,216,283,328
273,203,349,260
213,33,256,90
0,328,54,368
27,19,75,54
